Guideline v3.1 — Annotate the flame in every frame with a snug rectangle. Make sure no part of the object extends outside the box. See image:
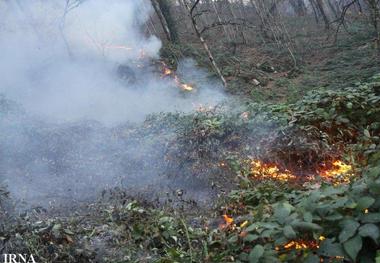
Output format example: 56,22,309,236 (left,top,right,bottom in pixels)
180,83,194,91
276,239,320,251
219,214,234,229
160,62,194,92
318,160,352,184
163,67,173,76
248,159,352,184
250,160,296,182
